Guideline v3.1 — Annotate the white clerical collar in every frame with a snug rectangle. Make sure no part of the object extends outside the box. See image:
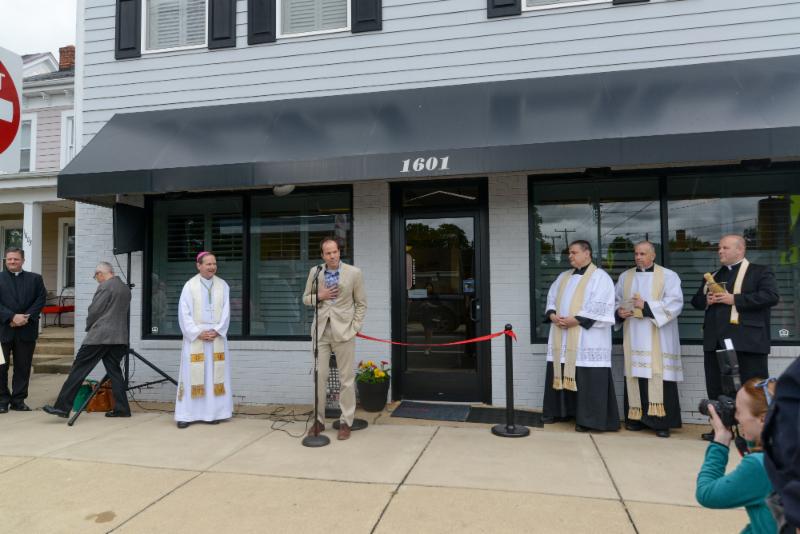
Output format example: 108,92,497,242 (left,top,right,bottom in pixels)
726,259,744,271
199,276,213,287
10,271,22,277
